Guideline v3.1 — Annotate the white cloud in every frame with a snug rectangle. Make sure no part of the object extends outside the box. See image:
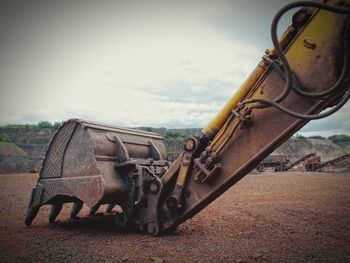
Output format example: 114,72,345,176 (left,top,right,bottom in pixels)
300,103,350,137
0,0,260,128
0,0,349,136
